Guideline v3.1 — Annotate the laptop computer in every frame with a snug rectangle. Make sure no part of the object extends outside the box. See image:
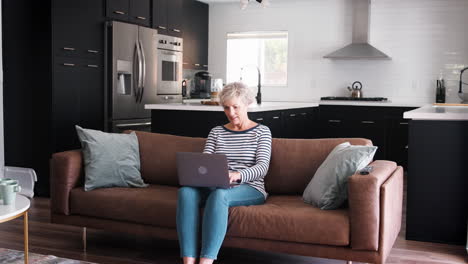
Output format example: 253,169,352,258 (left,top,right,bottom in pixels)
176,152,237,189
